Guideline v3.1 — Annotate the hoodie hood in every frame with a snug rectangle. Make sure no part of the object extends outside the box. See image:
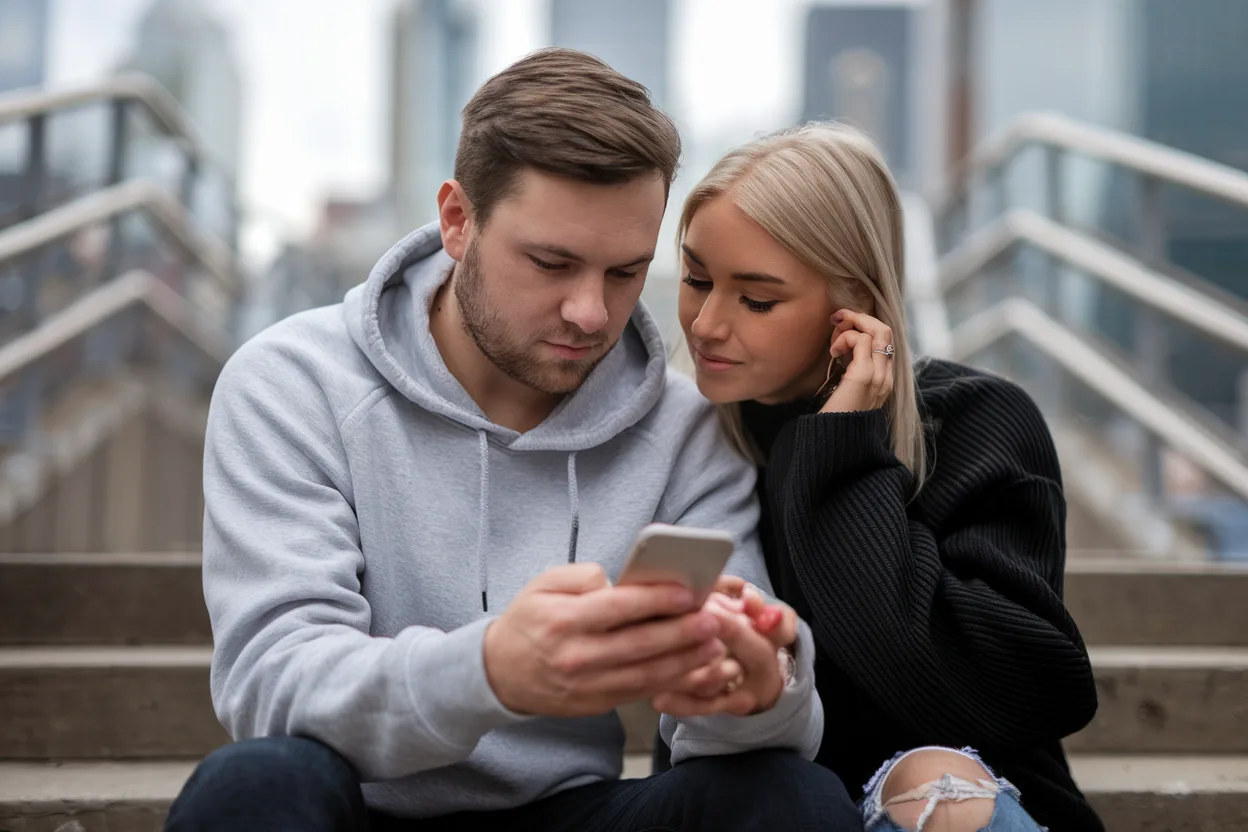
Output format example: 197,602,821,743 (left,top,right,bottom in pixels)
343,221,669,452
342,222,669,610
